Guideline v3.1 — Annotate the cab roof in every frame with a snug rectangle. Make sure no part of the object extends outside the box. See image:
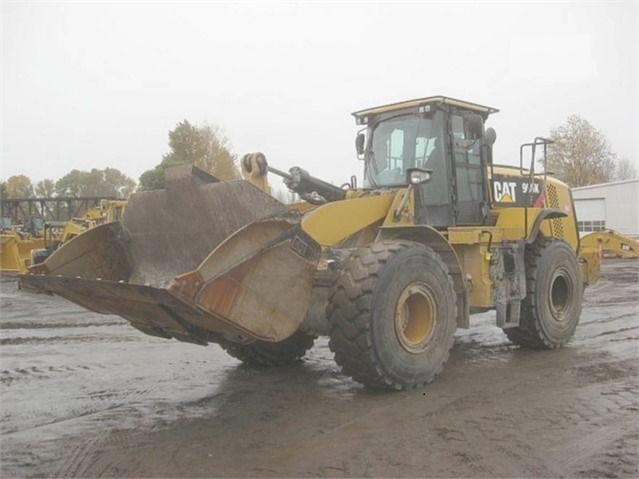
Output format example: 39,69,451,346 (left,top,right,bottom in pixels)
352,96,499,118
